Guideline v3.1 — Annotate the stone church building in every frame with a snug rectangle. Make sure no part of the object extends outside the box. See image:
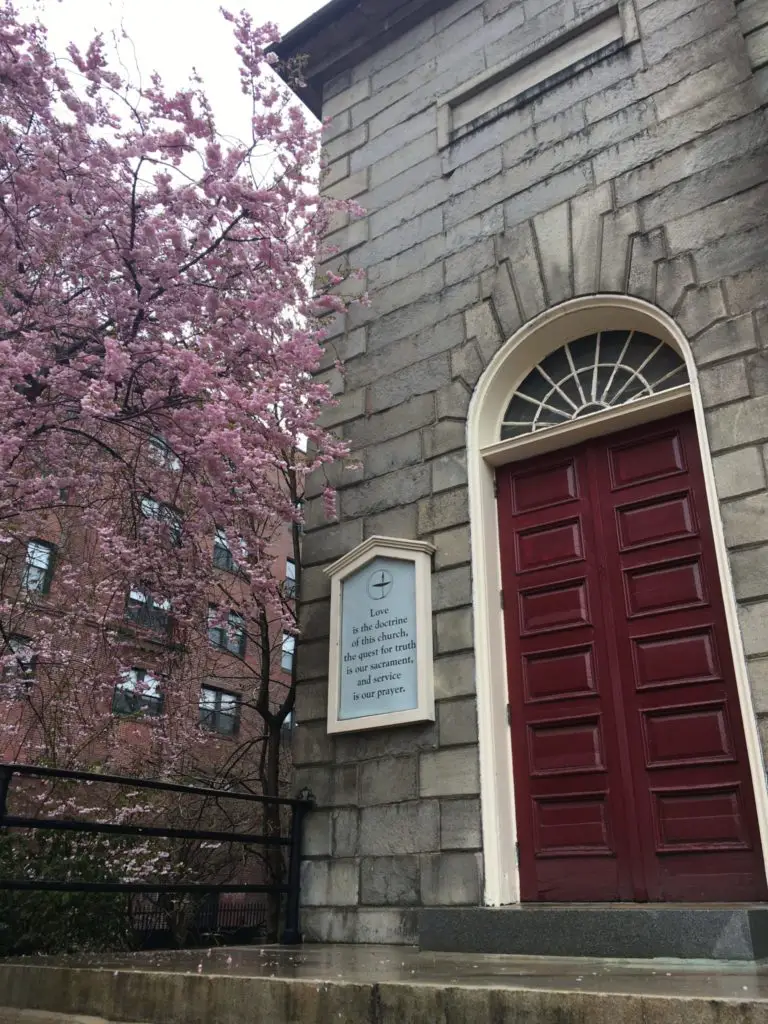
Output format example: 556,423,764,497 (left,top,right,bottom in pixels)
276,0,768,956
